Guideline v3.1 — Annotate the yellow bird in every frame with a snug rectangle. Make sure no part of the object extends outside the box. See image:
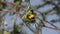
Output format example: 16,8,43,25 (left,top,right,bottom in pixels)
28,14,35,20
